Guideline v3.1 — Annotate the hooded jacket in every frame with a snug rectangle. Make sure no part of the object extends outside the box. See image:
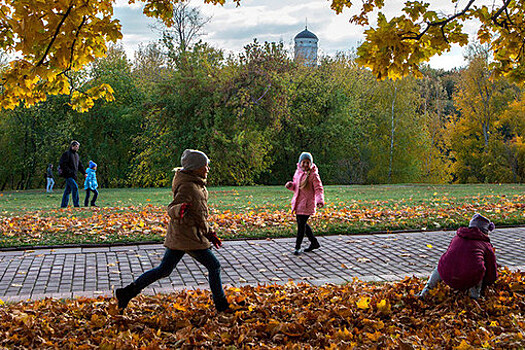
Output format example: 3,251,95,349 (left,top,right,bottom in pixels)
59,148,85,180
438,227,498,290
164,170,212,251
84,168,98,190
286,163,324,215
